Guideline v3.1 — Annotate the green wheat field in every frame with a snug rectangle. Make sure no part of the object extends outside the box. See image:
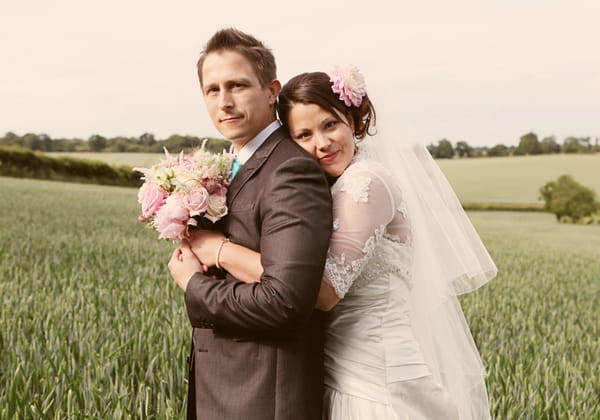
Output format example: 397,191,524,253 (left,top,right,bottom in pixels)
1,165,599,418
